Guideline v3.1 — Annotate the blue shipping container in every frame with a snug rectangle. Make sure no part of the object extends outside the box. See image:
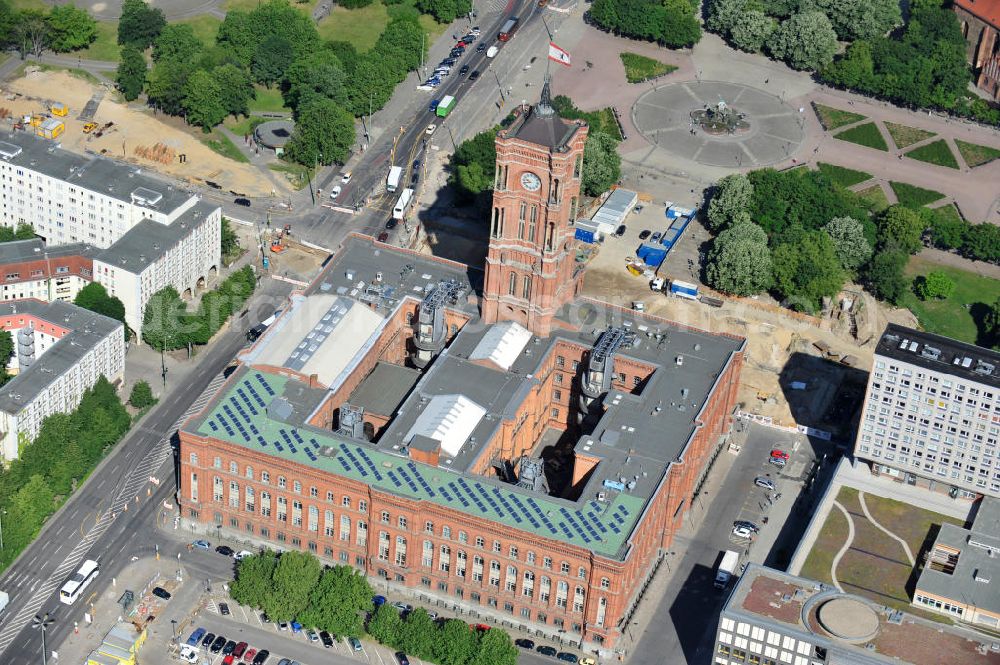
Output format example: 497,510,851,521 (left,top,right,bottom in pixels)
575,228,596,244
660,228,682,248
637,243,667,267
